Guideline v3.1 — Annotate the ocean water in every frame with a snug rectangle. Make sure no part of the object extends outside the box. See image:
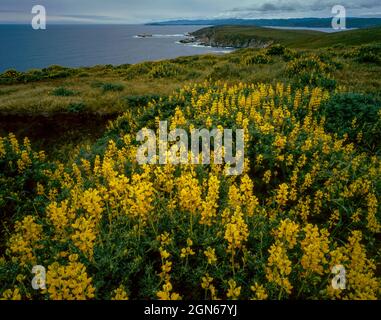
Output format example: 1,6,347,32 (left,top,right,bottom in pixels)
0,25,233,72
